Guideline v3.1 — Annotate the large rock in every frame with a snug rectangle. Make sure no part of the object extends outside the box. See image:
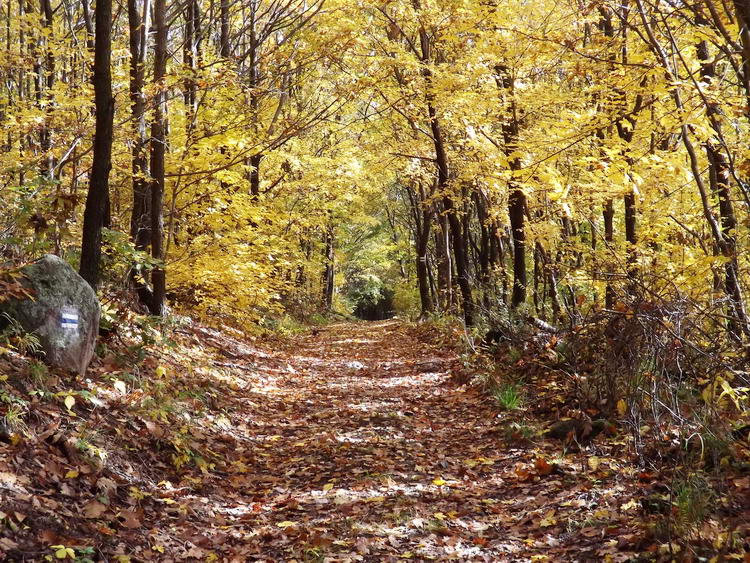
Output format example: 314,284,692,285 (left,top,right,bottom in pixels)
0,255,99,374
